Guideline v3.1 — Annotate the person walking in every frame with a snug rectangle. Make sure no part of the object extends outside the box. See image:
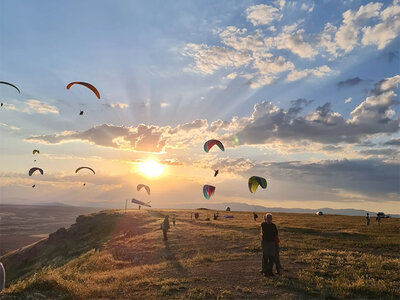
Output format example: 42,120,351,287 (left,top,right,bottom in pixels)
172,216,176,226
253,212,258,221
161,216,170,241
261,213,278,276
366,213,370,226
